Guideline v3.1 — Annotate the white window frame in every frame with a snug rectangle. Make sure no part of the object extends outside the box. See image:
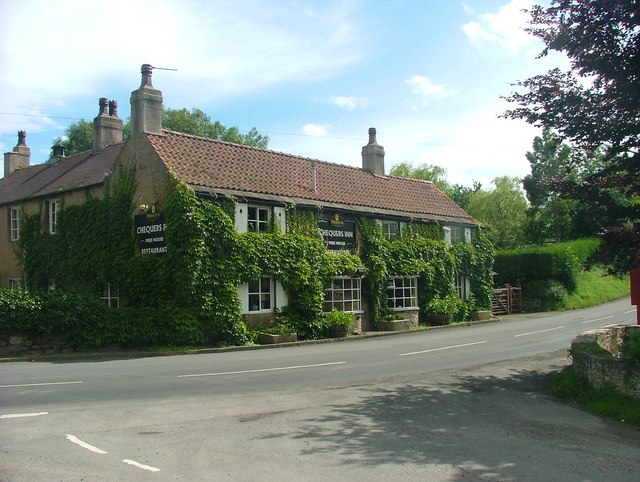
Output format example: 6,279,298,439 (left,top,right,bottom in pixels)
248,205,271,232
247,276,274,313
382,220,400,241
387,276,418,309
10,207,21,241
9,278,22,290
323,276,362,313
48,200,59,234
100,283,120,308
456,273,471,300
